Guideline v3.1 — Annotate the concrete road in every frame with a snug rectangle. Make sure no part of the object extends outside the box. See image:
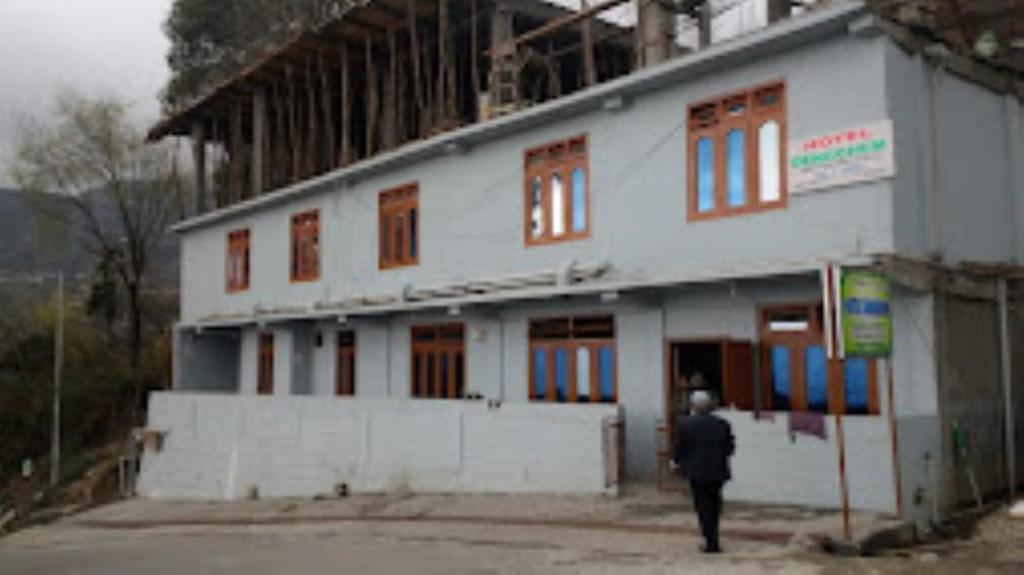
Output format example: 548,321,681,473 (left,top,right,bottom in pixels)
0,517,821,575
2,506,1023,574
